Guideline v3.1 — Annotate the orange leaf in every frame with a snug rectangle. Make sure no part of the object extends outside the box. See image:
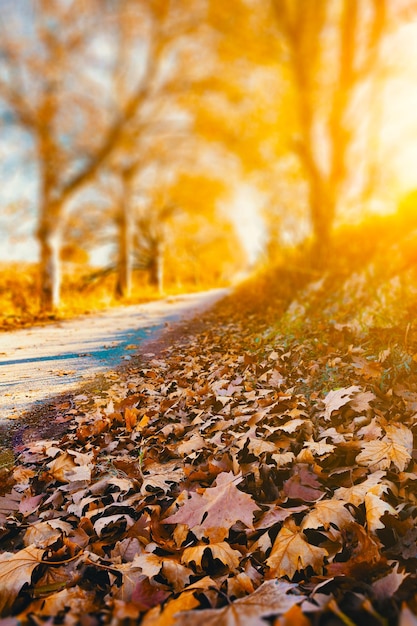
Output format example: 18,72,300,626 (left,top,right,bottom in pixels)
125,407,139,432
